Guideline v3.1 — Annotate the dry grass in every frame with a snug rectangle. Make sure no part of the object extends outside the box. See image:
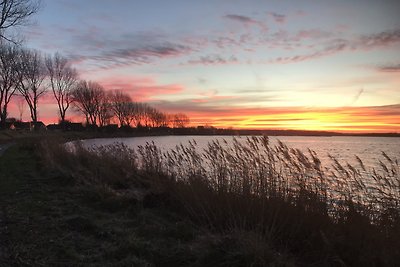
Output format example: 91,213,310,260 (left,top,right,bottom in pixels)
41,135,400,266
